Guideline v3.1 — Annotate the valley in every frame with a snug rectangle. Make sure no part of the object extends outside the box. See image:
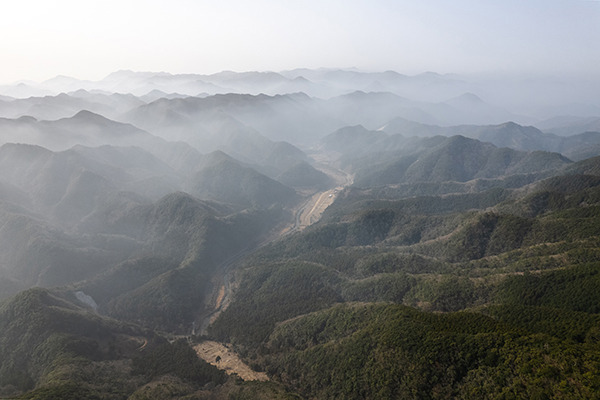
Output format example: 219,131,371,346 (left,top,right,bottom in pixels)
0,69,600,399
198,161,350,337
